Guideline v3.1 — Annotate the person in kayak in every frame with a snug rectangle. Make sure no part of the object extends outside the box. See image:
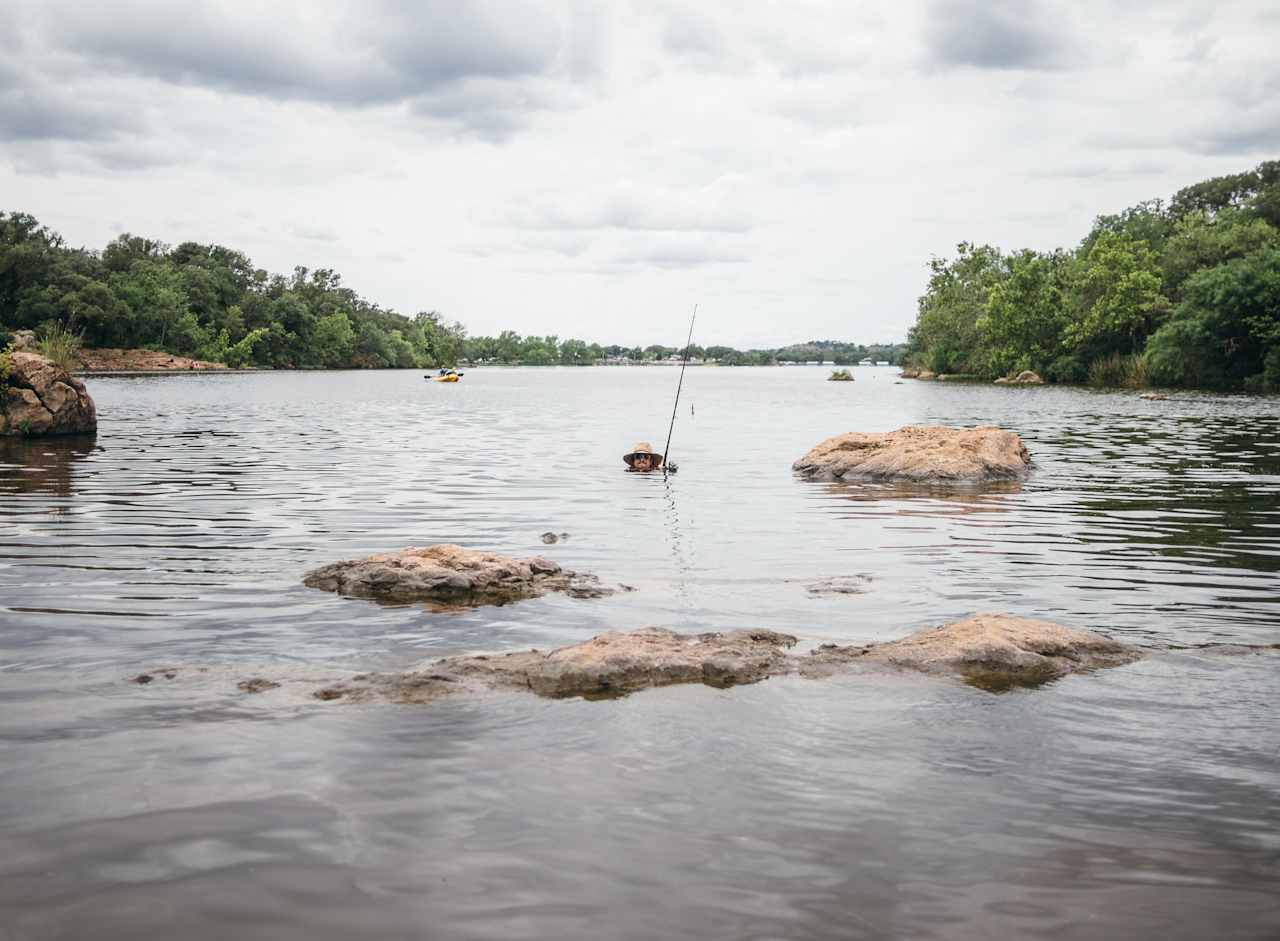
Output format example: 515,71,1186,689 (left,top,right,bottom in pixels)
623,442,664,473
